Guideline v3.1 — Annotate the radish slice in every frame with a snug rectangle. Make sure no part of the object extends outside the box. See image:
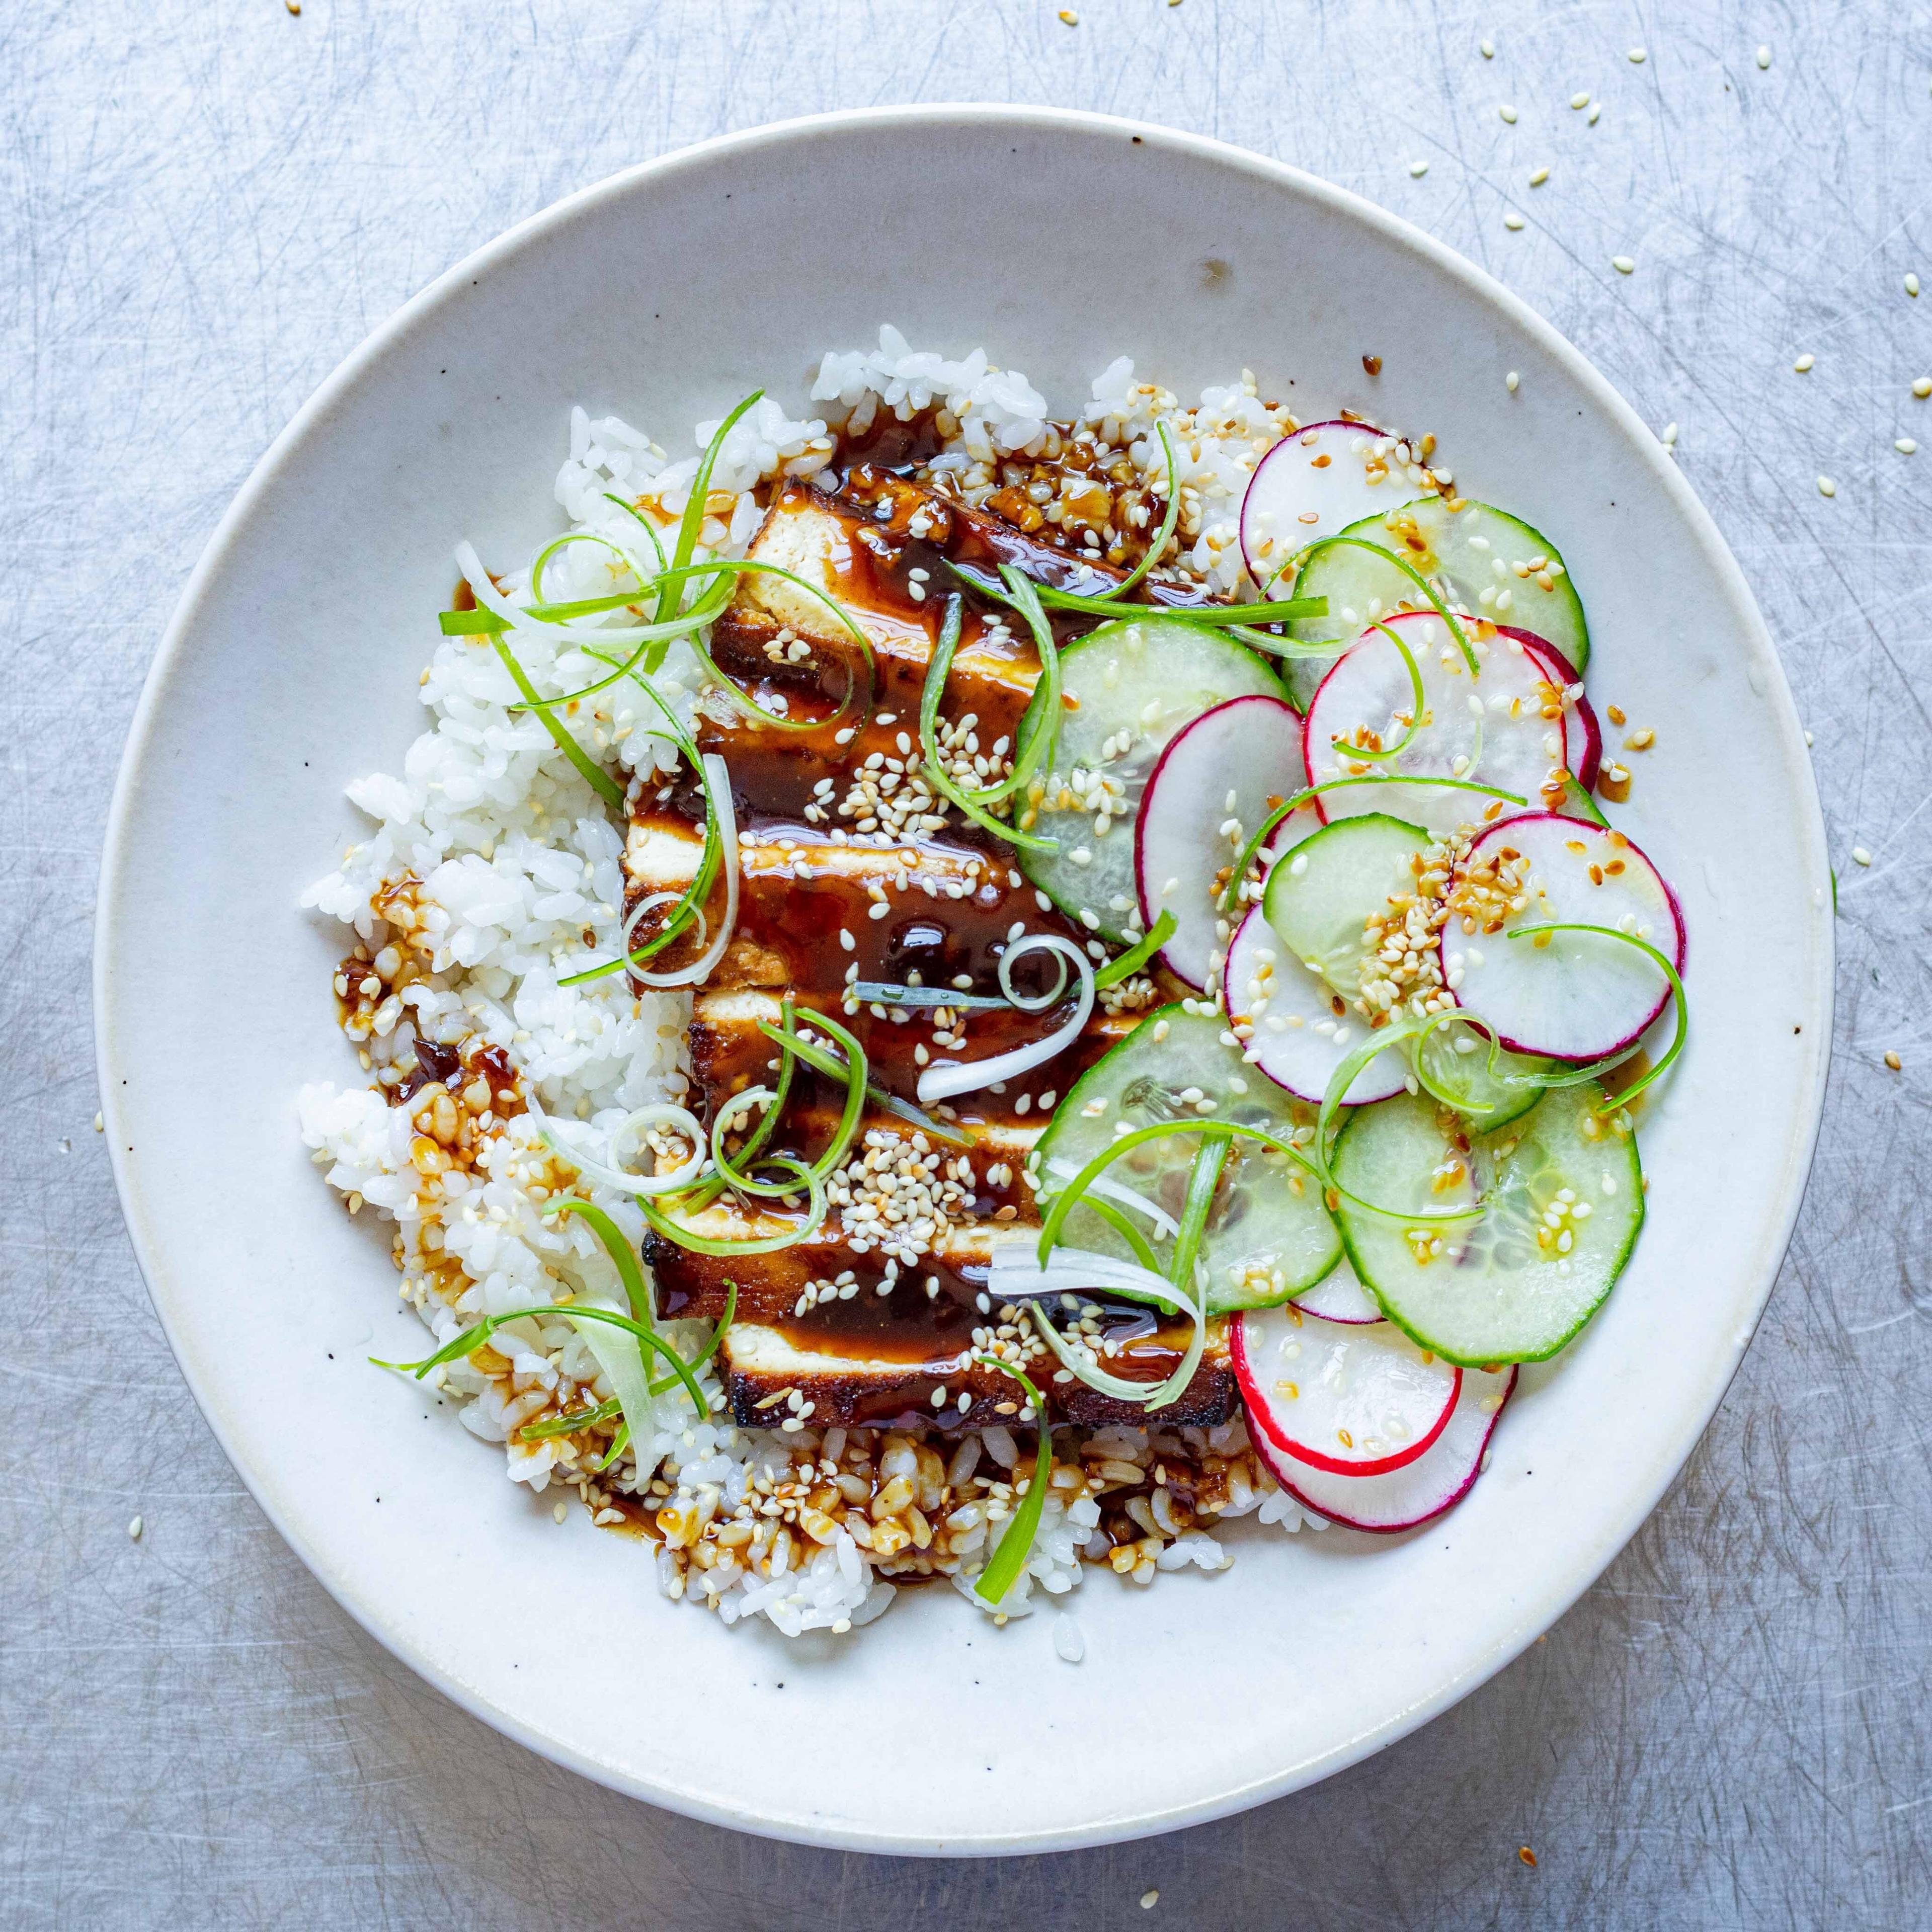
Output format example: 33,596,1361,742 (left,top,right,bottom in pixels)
1135,695,1305,991
1225,908,1408,1105
1250,1363,1517,1532
1293,1252,1383,1324
1444,815,1684,1062
1303,612,1576,835
1499,628,1601,791
1233,1304,1461,1475
1239,420,1399,585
